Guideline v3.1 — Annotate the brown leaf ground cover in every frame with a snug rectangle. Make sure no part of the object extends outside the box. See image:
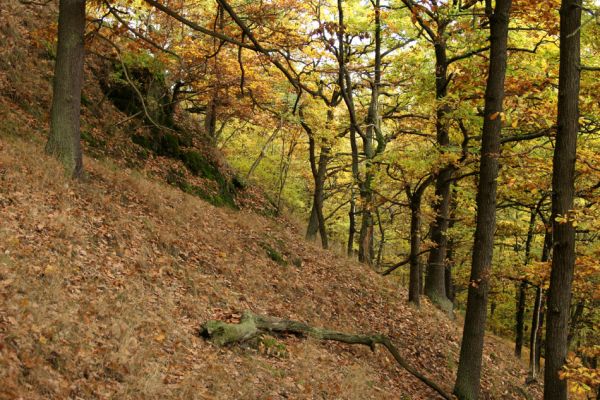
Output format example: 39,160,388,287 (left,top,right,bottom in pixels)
0,2,542,399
